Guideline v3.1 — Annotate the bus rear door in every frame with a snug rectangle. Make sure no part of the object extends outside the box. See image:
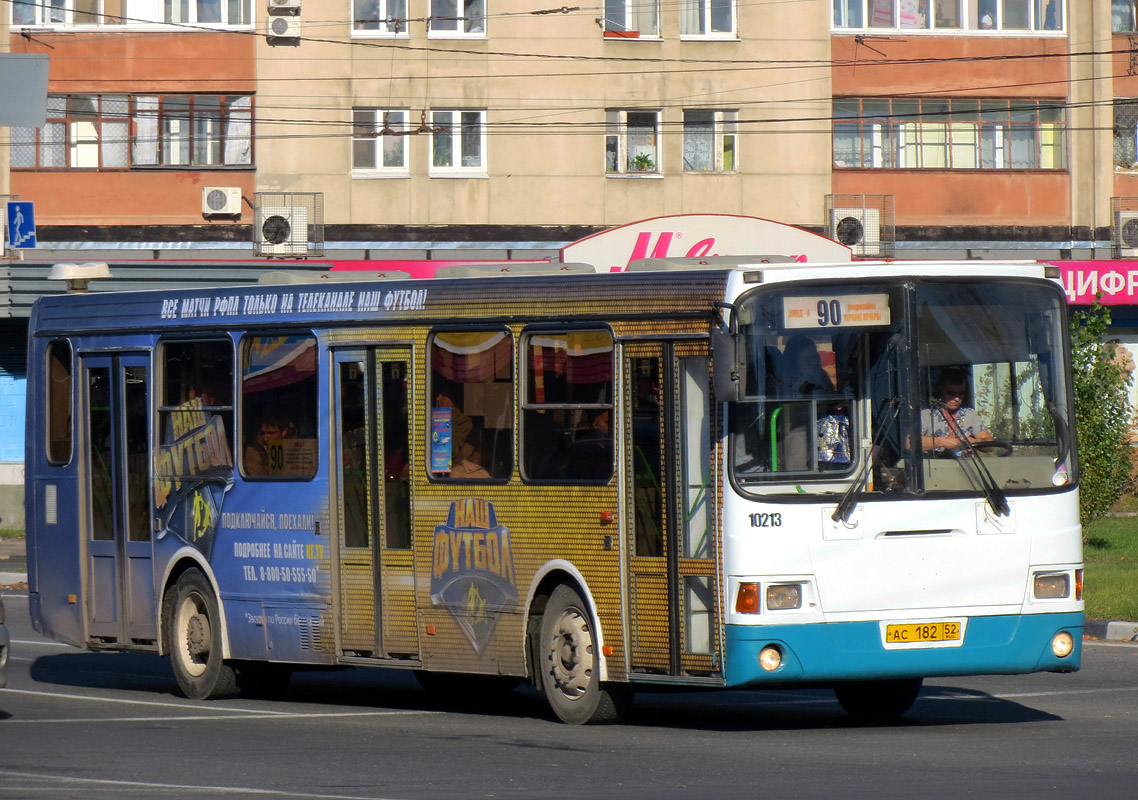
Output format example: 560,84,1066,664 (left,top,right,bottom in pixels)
332,348,418,660
623,342,719,679
83,352,156,646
